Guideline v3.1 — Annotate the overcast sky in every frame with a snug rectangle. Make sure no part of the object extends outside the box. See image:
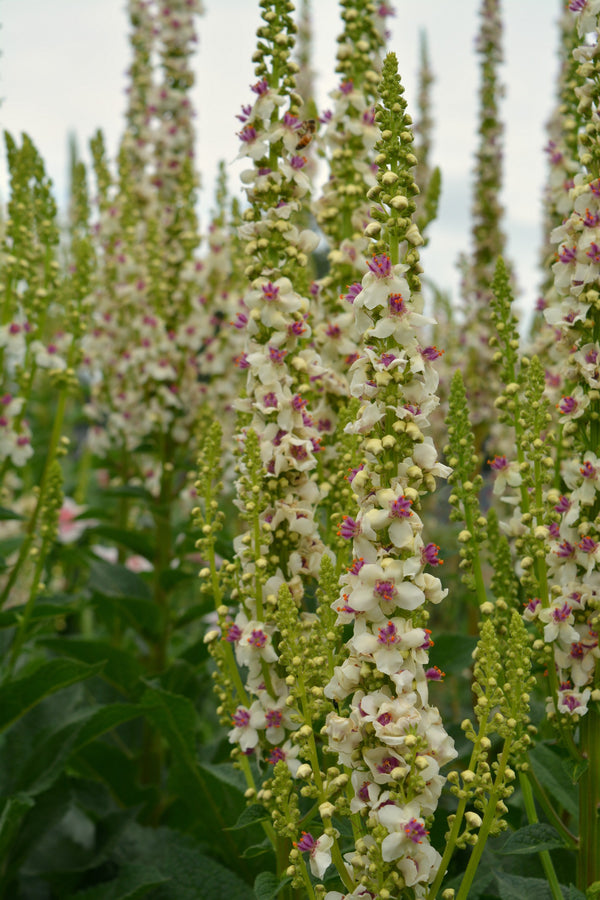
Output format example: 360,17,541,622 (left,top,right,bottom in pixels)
0,1,561,318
